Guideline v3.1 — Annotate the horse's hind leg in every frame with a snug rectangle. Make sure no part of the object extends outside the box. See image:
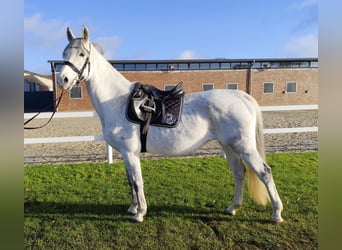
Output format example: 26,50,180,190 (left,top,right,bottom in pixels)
241,149,283,223
222,146,246,216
